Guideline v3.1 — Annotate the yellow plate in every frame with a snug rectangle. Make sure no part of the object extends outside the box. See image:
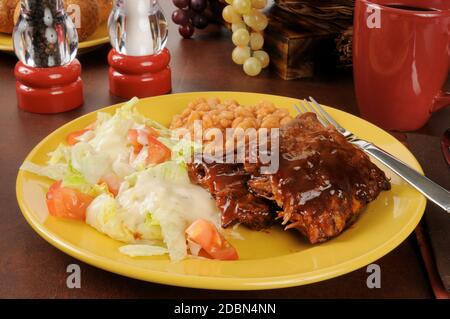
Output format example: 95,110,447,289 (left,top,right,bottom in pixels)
0,22,109,53
16,92,426,290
